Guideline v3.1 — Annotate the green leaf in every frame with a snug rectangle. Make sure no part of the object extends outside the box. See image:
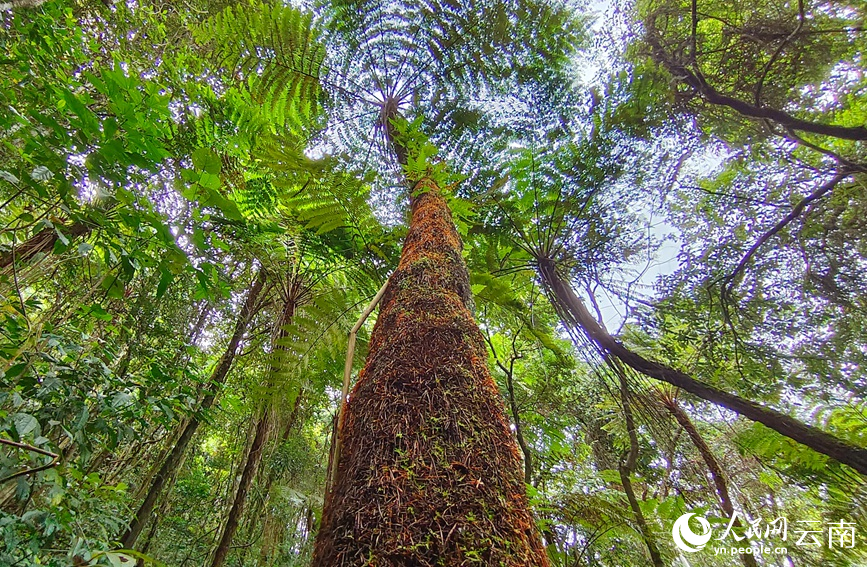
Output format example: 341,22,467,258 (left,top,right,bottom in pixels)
198,172,222,191
202,188,244,220
13,413,40,437
54,227,70,247
60,88,100,136
0,170,20,185
88,304,113,321
156,268,173,299
192,148,222,175
30,166,53,181
3,362,28,381
101,276,125,299
599,469,621,484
